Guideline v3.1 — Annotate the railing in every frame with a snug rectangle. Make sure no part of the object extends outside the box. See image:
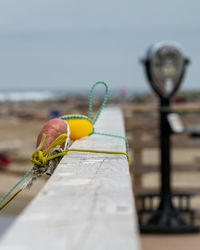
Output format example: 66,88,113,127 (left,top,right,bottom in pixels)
0,106,140,250
124,103,200,198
